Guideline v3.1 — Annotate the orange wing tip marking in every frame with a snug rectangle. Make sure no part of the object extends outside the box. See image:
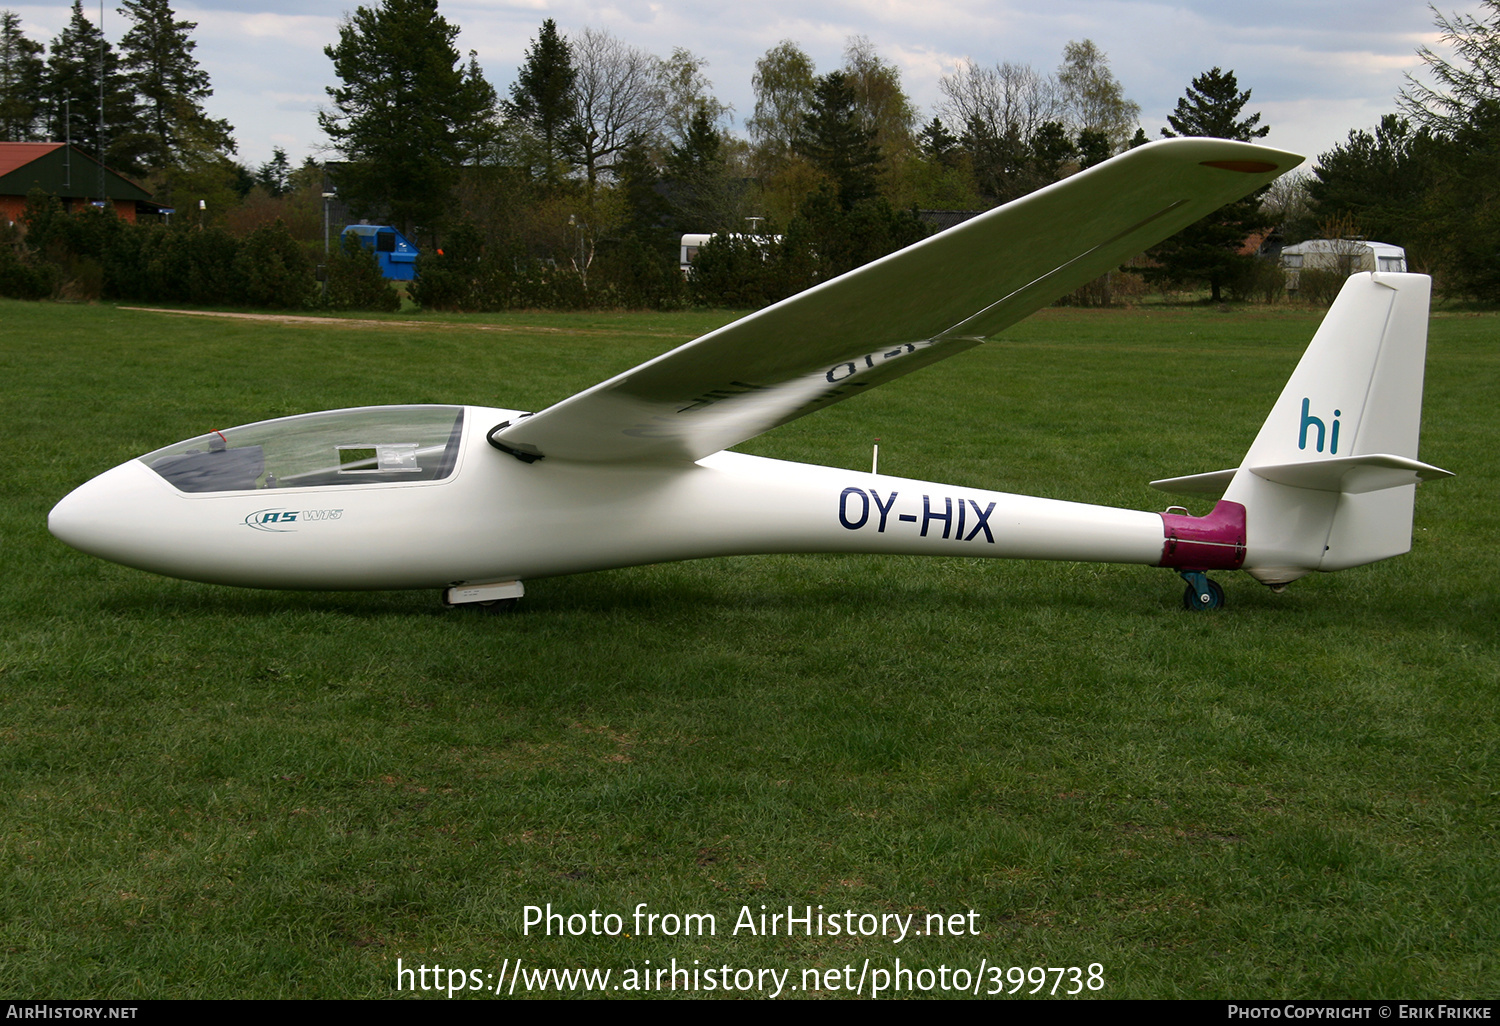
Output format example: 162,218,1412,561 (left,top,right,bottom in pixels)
1200,160,1280,173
